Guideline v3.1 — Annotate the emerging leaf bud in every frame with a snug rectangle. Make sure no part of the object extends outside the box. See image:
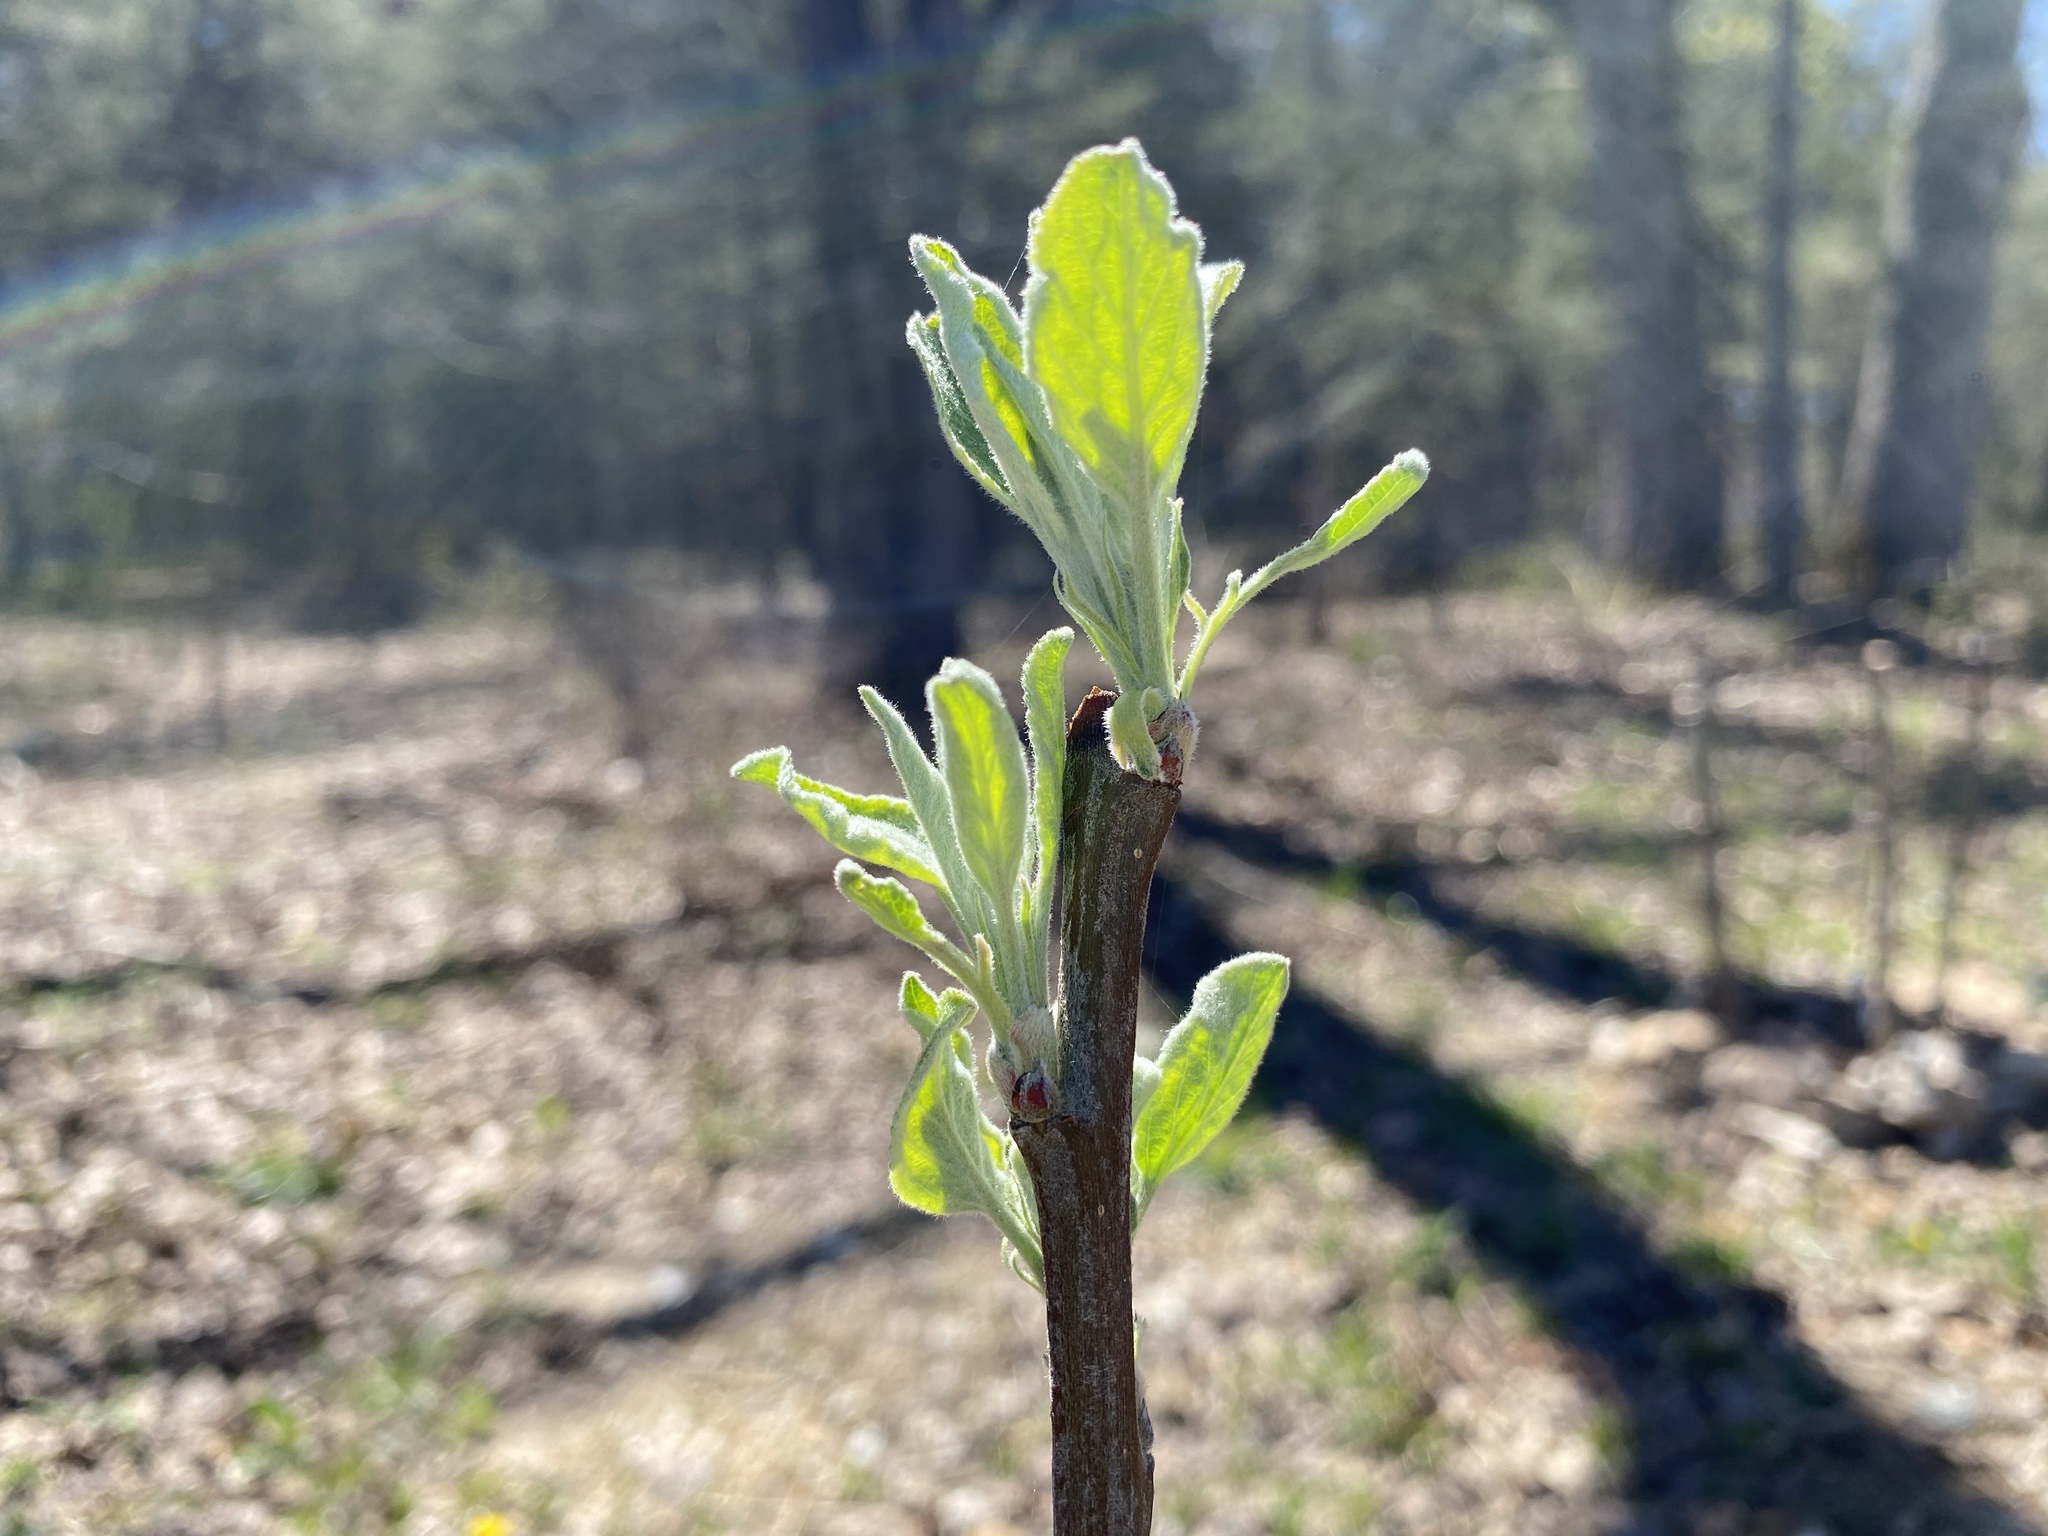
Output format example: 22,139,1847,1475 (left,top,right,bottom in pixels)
1149,698,1198,783
987,1036,1021,1099
1107,690,1162,779
1010,1004,1059,1077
